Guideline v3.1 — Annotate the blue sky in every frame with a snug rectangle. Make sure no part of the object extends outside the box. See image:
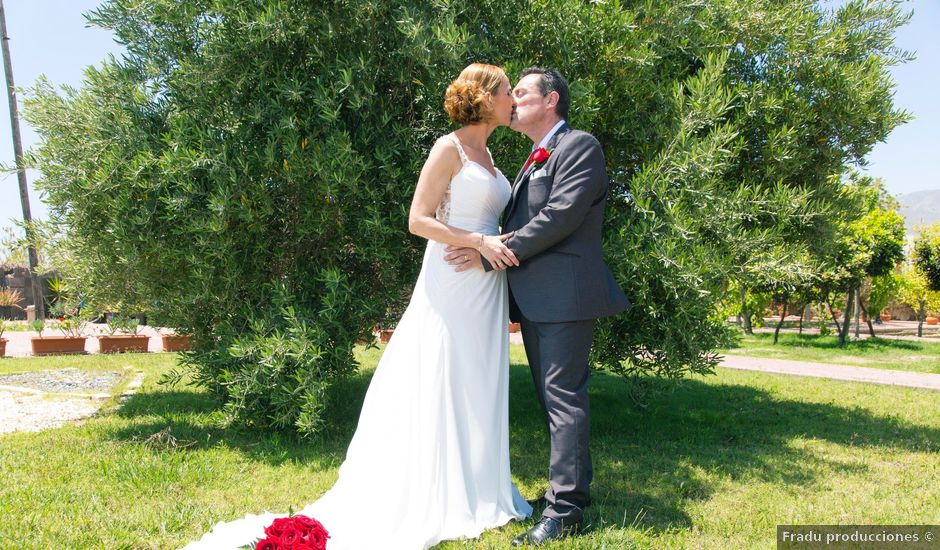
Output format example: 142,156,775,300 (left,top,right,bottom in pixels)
0,0,937,229
862,0,940,198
